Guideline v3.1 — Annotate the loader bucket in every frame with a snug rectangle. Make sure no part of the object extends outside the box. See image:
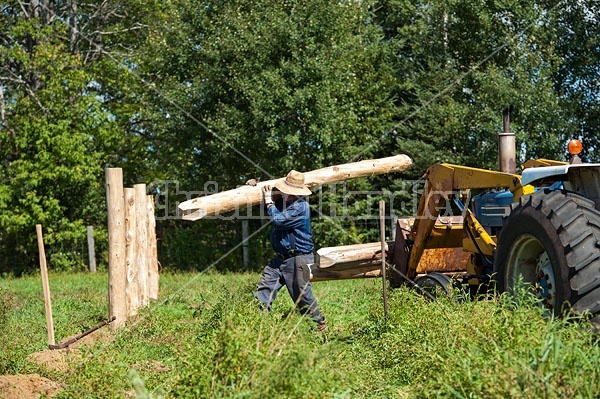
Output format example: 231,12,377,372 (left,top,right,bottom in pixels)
390,217,469,286
416,247,469,273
